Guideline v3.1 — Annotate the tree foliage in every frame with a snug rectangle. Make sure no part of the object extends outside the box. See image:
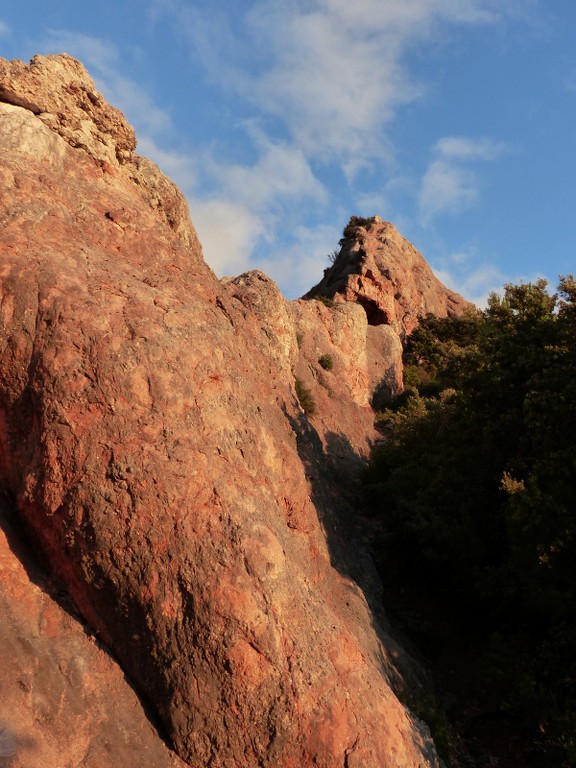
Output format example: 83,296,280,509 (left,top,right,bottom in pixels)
364,277,576,766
